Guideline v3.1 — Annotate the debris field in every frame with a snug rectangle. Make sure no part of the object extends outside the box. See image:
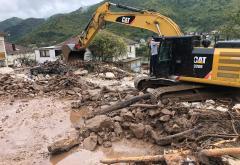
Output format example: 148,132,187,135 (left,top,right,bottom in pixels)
0,61,240,165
